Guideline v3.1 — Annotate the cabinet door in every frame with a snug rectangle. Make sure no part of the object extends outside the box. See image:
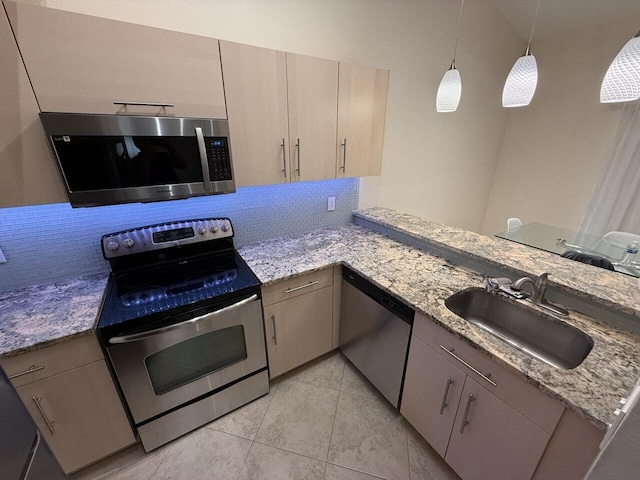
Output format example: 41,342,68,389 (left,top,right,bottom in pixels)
220,41,289,187
336,63,389,178
287,53,338,182
445,377,550,480
263,285,333,378
401,336,465,457
16,360,135,474
4,1,226,118
0,8,66,207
